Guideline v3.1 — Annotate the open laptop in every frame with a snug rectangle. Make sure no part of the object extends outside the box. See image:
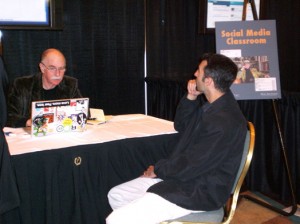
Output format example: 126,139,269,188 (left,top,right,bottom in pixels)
31,98,89,137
